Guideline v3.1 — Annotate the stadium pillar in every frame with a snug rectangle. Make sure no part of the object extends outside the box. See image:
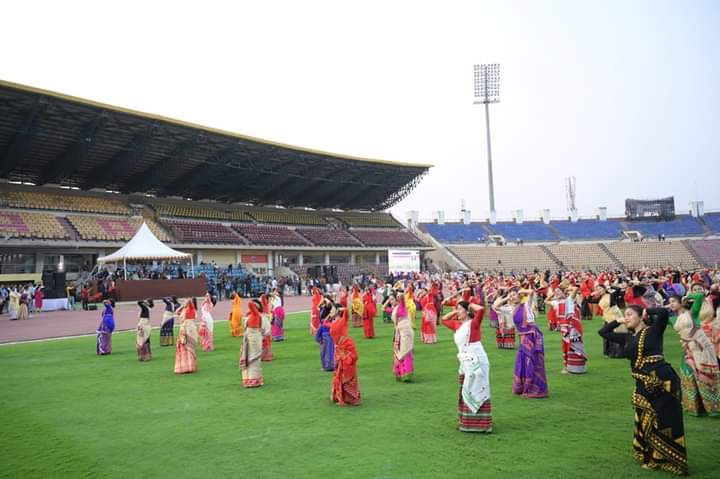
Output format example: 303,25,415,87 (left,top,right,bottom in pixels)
298,253,304,266
375,253,380,265
350,252,356,265
324,253,330,265
267,252,273,276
